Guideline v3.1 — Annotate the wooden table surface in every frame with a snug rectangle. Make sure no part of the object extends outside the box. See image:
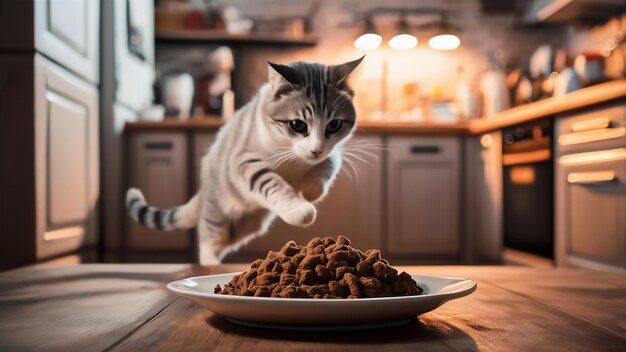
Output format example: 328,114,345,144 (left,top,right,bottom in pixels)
0,264,625,351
